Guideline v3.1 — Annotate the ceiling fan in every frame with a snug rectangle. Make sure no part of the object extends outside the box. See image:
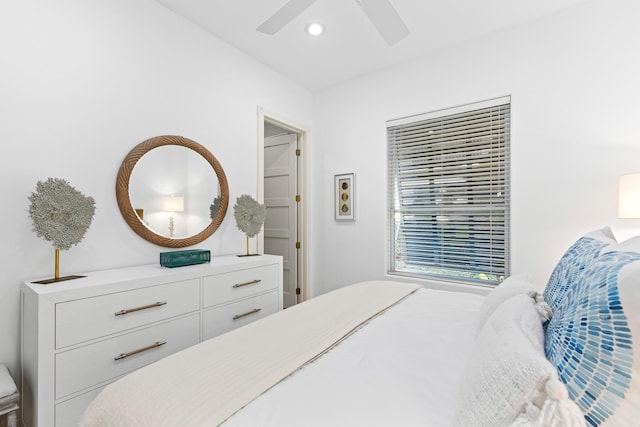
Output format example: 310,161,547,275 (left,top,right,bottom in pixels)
256,0,410,46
